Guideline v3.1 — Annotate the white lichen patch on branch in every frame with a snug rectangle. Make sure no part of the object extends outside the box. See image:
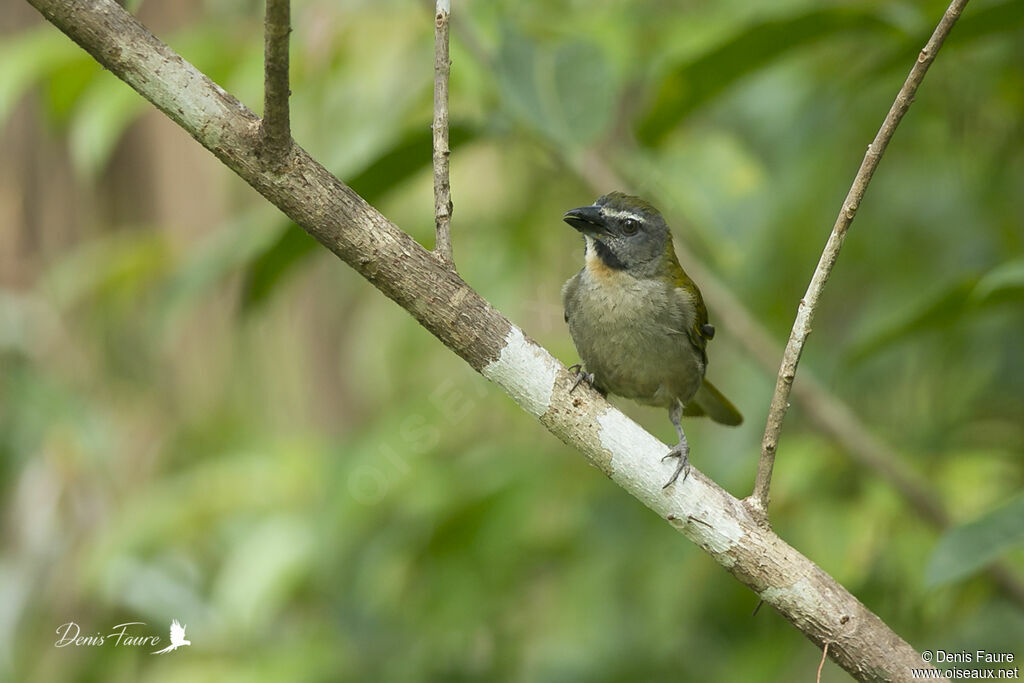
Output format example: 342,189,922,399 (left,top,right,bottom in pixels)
597,409,745,558
596,409,670,489
482,327,558,417
28,0,961,675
